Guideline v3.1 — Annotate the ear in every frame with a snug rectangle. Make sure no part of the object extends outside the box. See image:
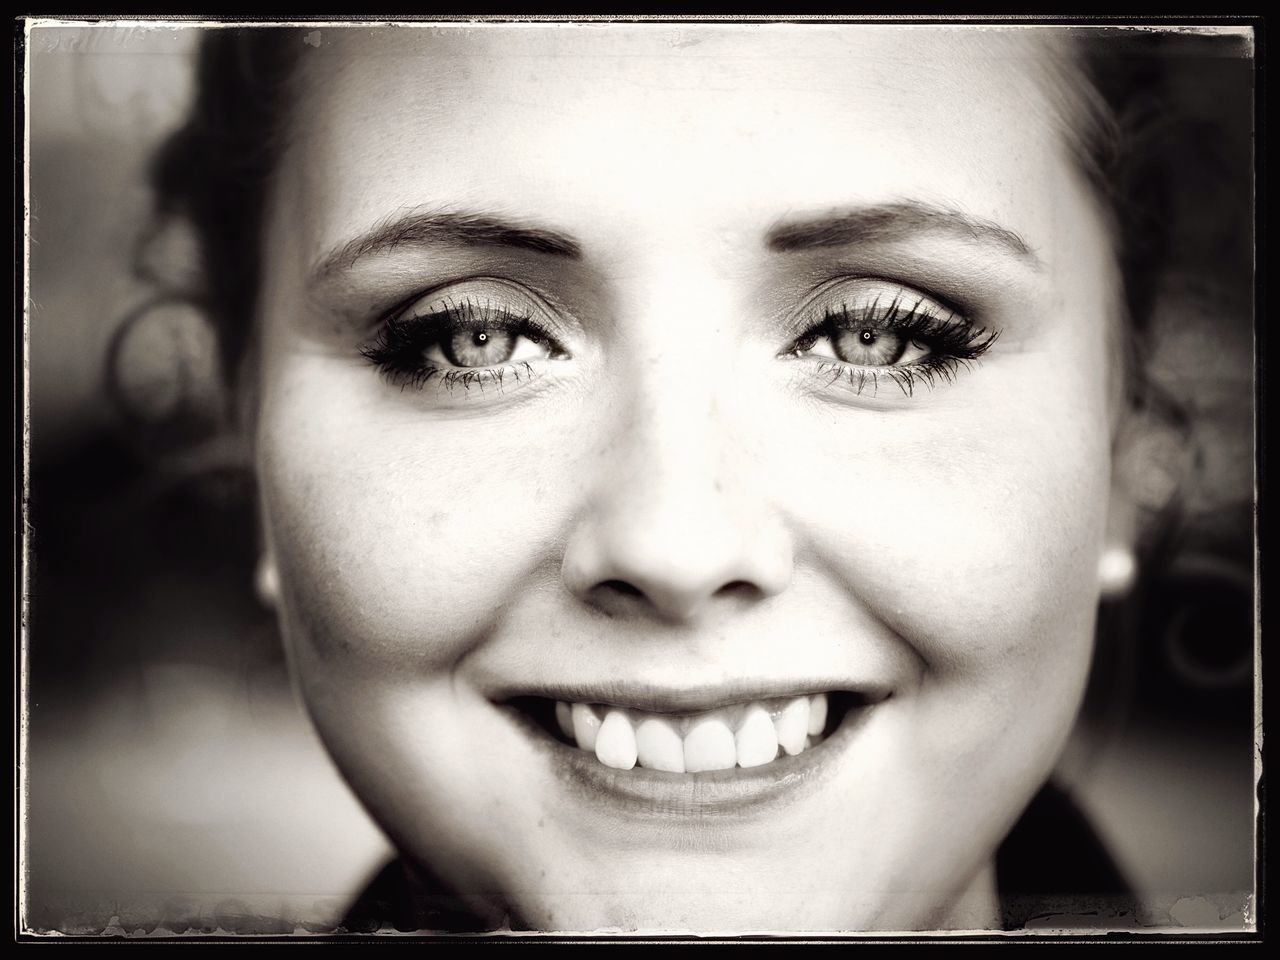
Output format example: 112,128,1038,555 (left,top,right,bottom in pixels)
1098,481,1138,598
1103,396,1190,598
255,549,281,610
234,323,279,610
